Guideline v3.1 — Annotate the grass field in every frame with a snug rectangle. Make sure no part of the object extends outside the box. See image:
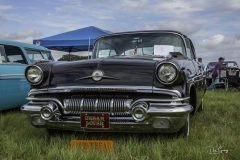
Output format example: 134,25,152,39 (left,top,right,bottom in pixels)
1,91,240,160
